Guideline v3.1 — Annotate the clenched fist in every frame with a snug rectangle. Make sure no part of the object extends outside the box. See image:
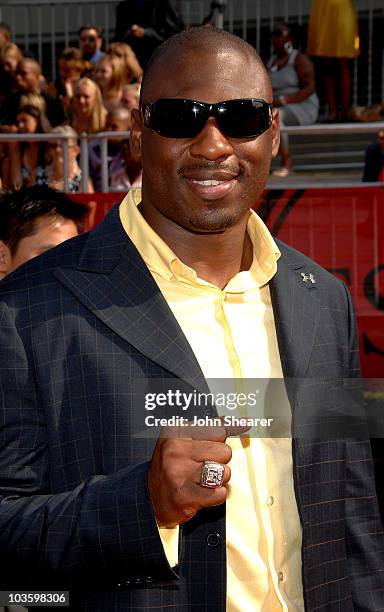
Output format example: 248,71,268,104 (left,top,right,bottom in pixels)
148,419,249,527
